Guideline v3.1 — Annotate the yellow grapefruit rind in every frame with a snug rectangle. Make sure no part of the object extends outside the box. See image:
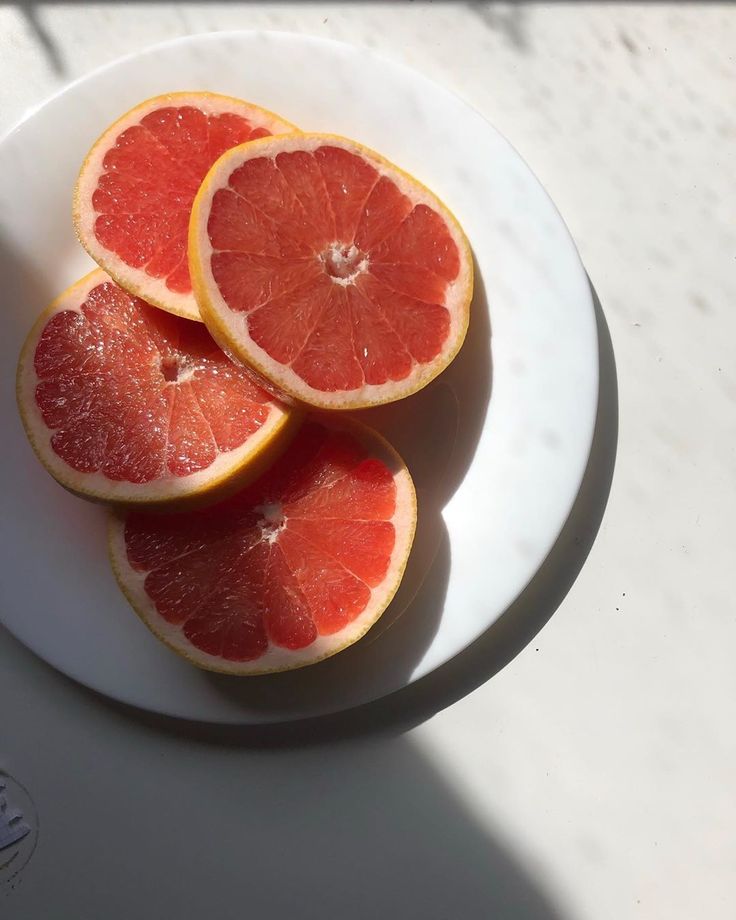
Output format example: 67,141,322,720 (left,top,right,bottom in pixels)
189,132,474,410
16,268,299,510
107,417,417,674
73,92,298,323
